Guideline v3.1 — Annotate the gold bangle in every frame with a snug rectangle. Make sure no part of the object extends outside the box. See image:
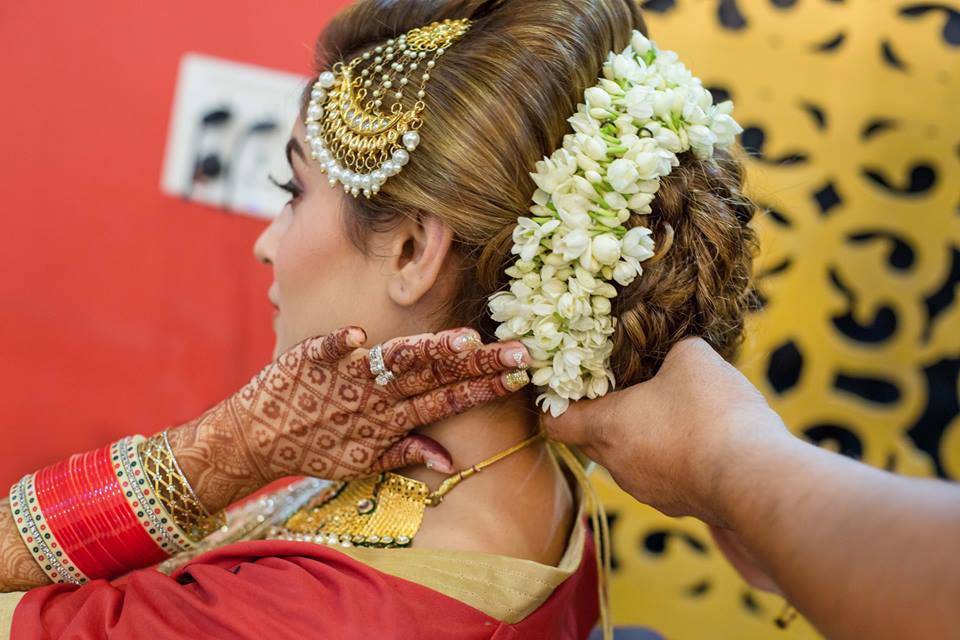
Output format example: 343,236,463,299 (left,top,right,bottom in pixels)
138,431,225,542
